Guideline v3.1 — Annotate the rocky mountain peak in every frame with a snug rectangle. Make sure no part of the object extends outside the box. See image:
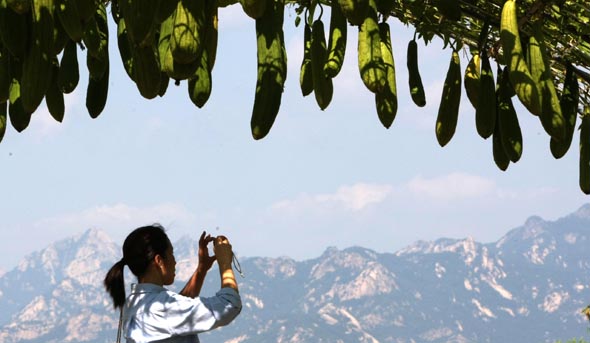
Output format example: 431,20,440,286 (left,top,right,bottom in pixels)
309,247,379,281
394,240,433,255
252,257,297,279
496,215,549,249
518,215,547,239
173,235,198,252
320,246,340,257
12,228,118,287
572,203,590,219
84,228,114,246
395,237,479,266
524,215,545,226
